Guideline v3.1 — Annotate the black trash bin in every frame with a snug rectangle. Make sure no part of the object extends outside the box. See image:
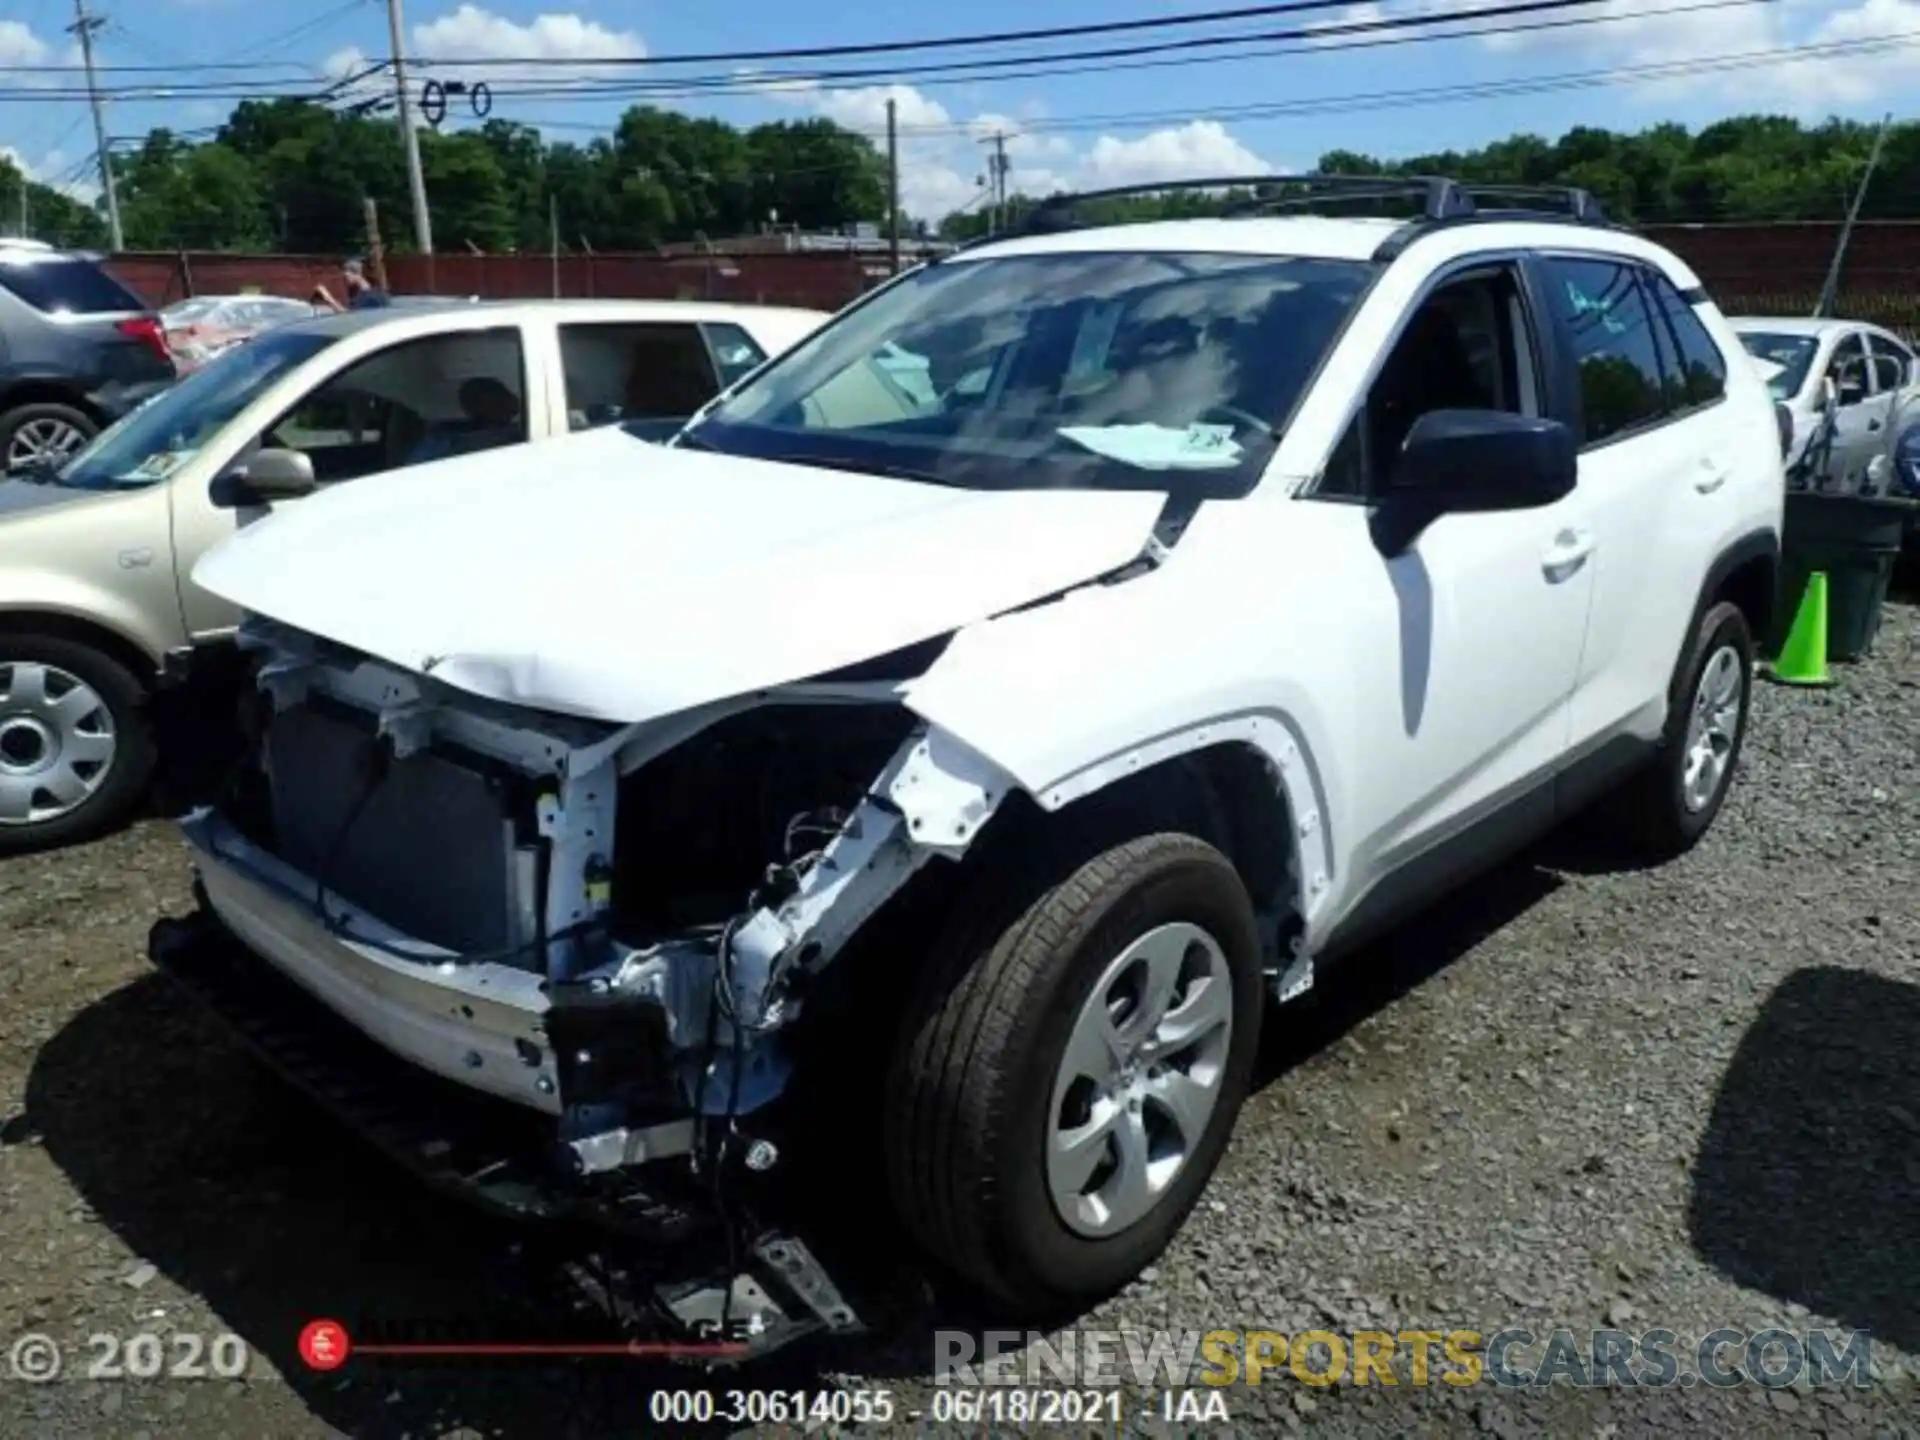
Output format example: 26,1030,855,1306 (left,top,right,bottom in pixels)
1777,493,1916,662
